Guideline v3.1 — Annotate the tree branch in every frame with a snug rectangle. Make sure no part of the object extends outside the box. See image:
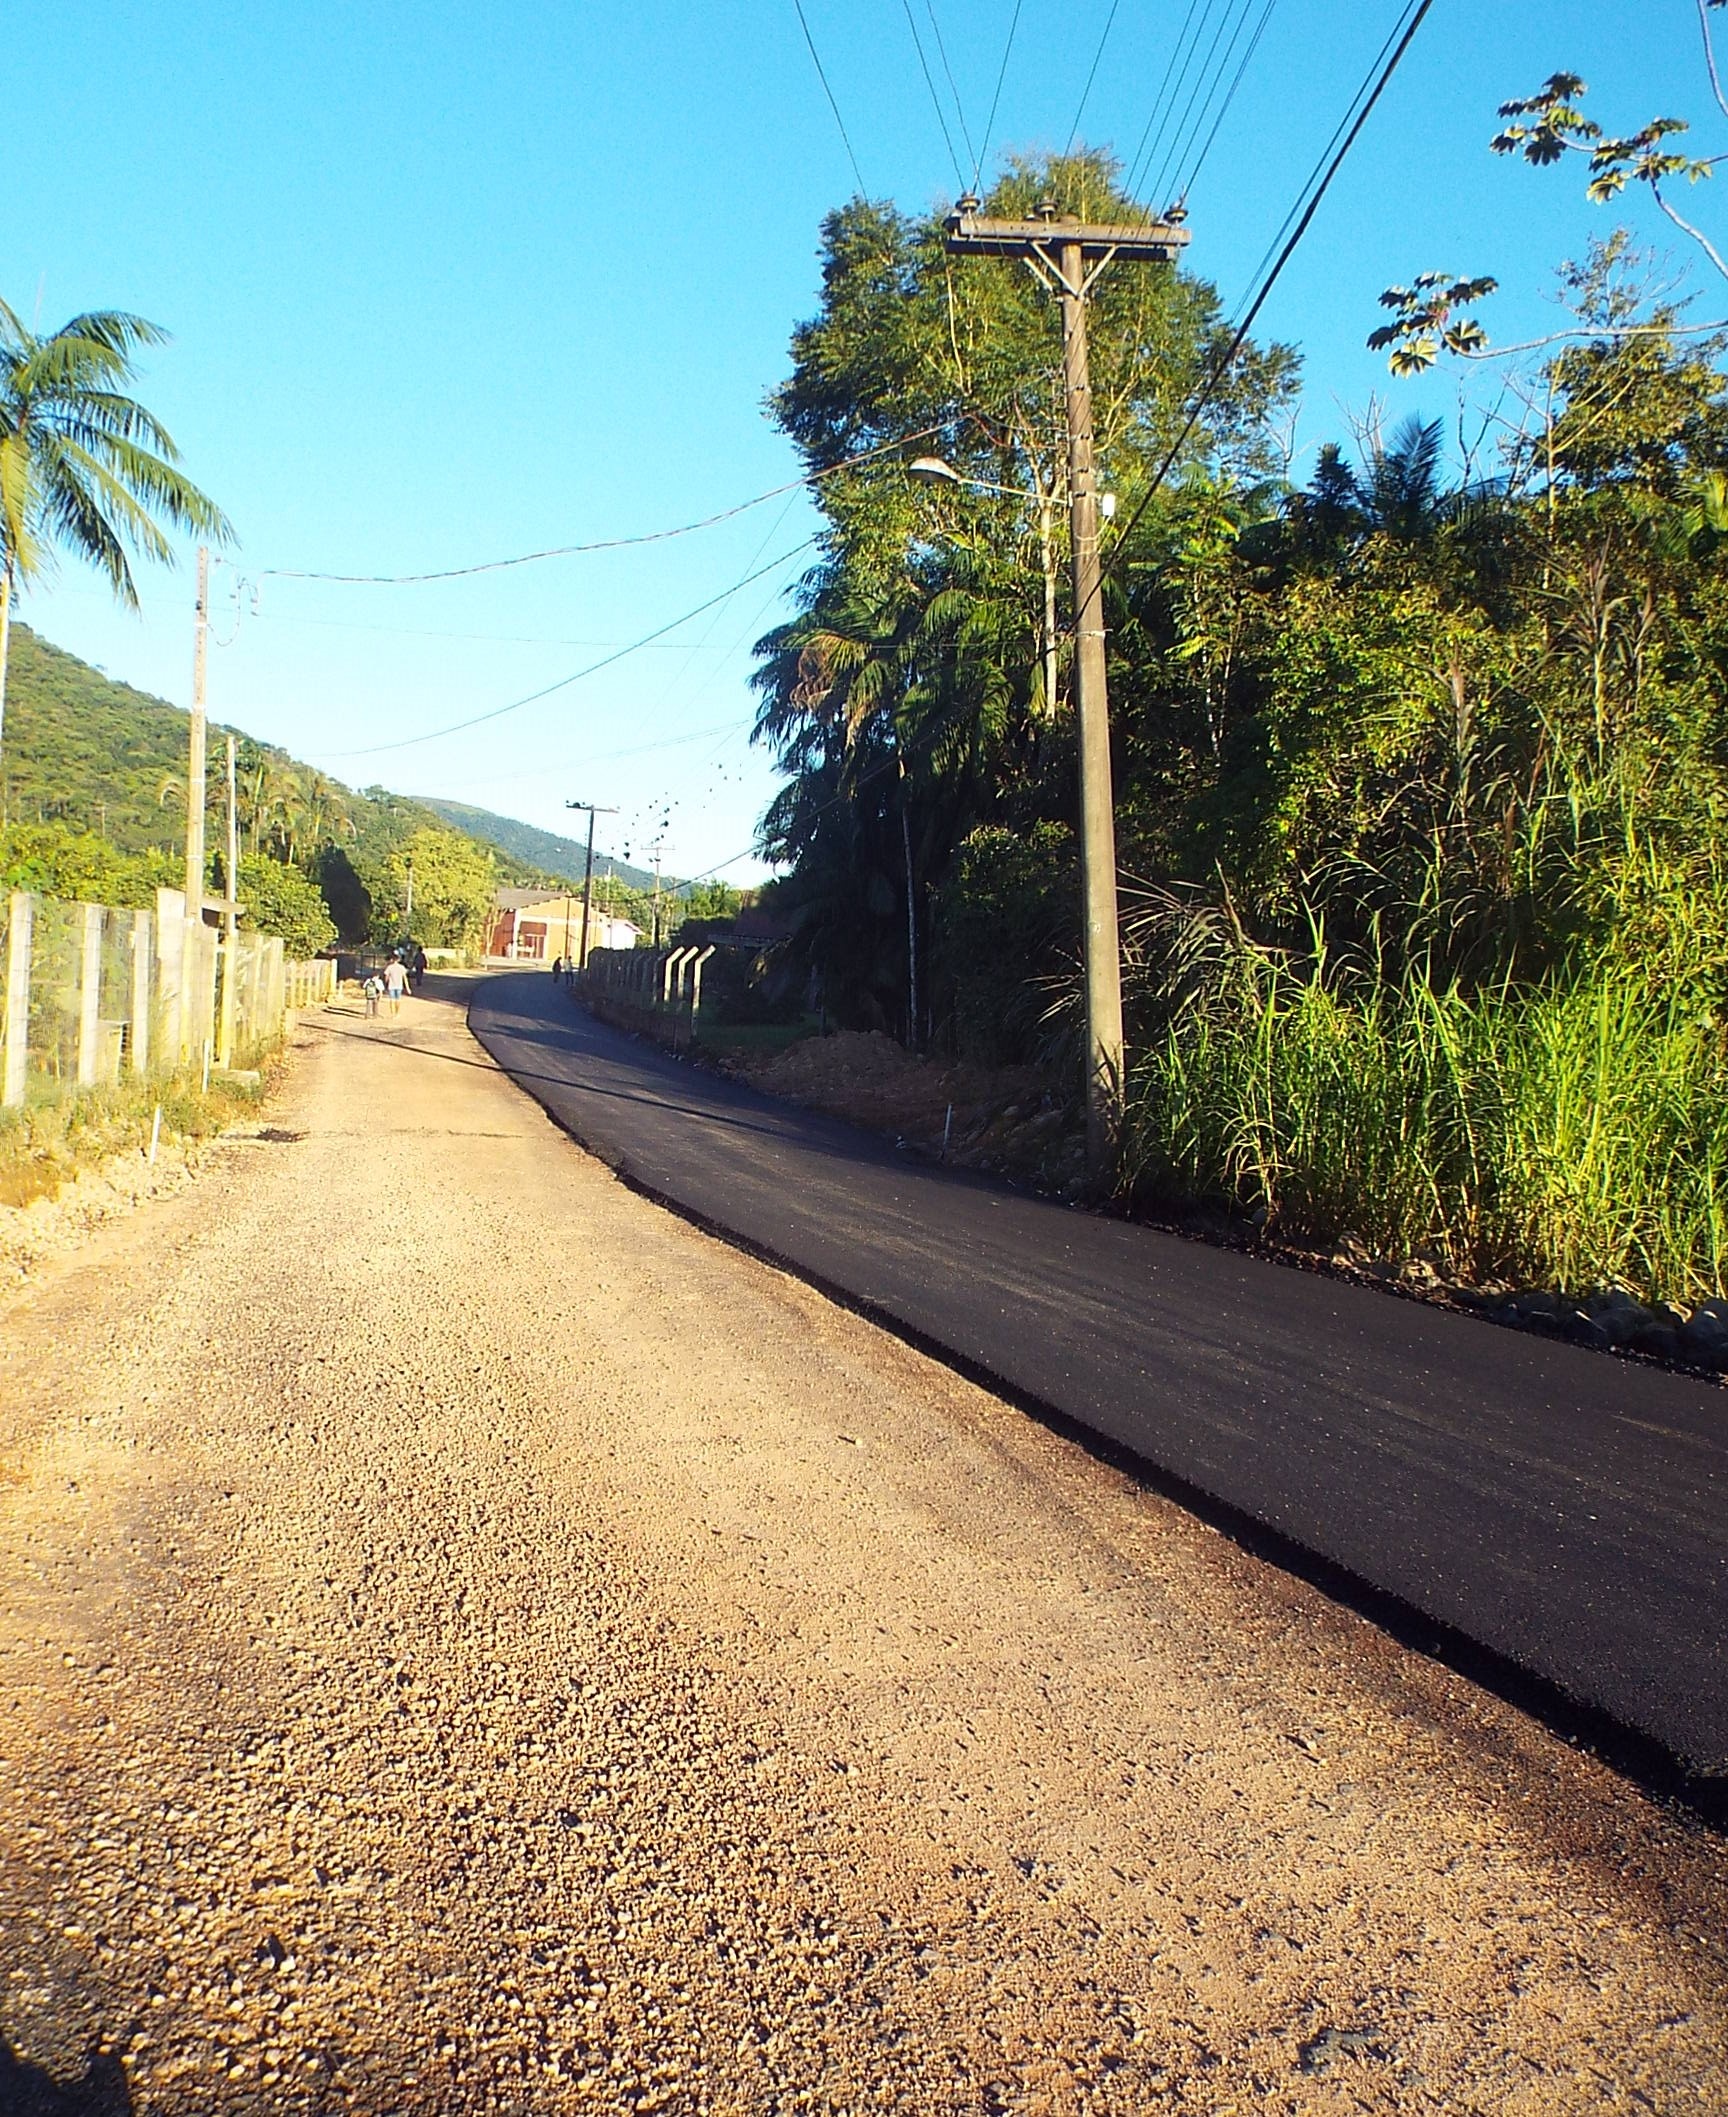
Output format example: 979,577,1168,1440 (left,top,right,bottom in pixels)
1650,178,1728,283
1700,0,1728,124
